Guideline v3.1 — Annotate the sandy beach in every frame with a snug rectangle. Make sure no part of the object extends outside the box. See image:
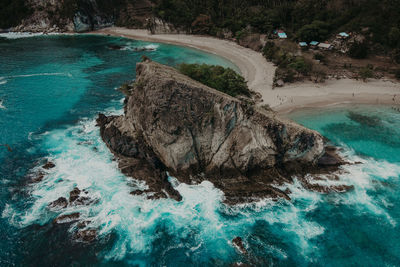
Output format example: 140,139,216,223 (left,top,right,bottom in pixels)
93,27,400,113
